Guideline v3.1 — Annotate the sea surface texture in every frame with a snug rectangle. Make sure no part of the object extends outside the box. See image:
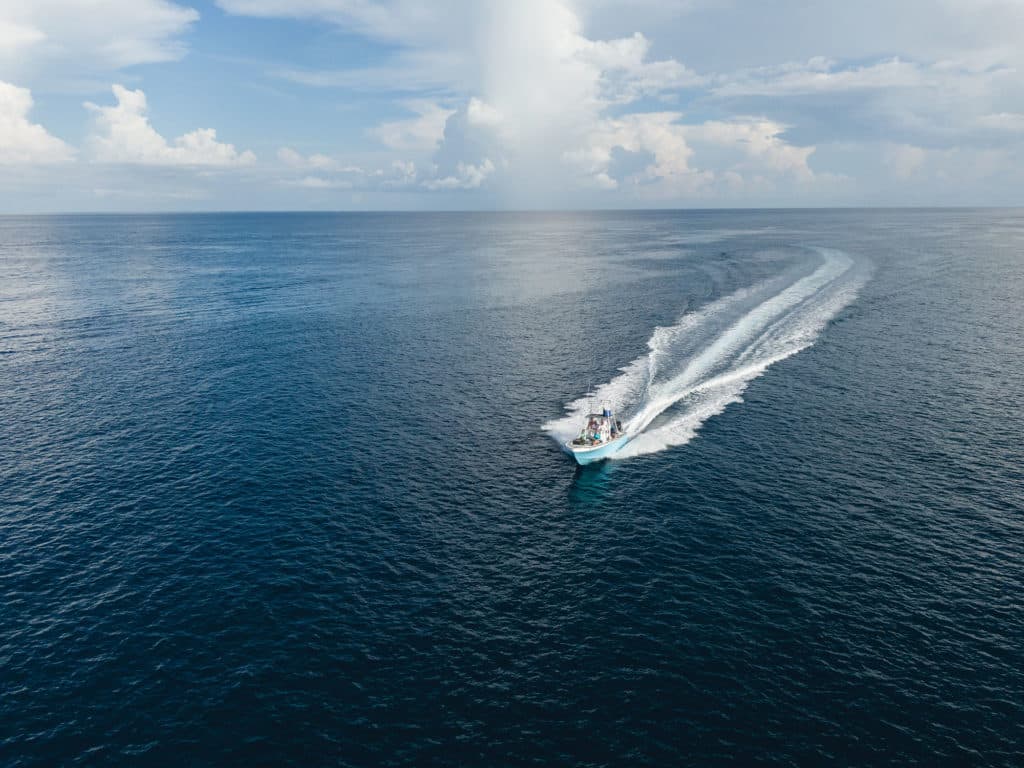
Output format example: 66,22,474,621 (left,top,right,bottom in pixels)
2,210,1022,766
